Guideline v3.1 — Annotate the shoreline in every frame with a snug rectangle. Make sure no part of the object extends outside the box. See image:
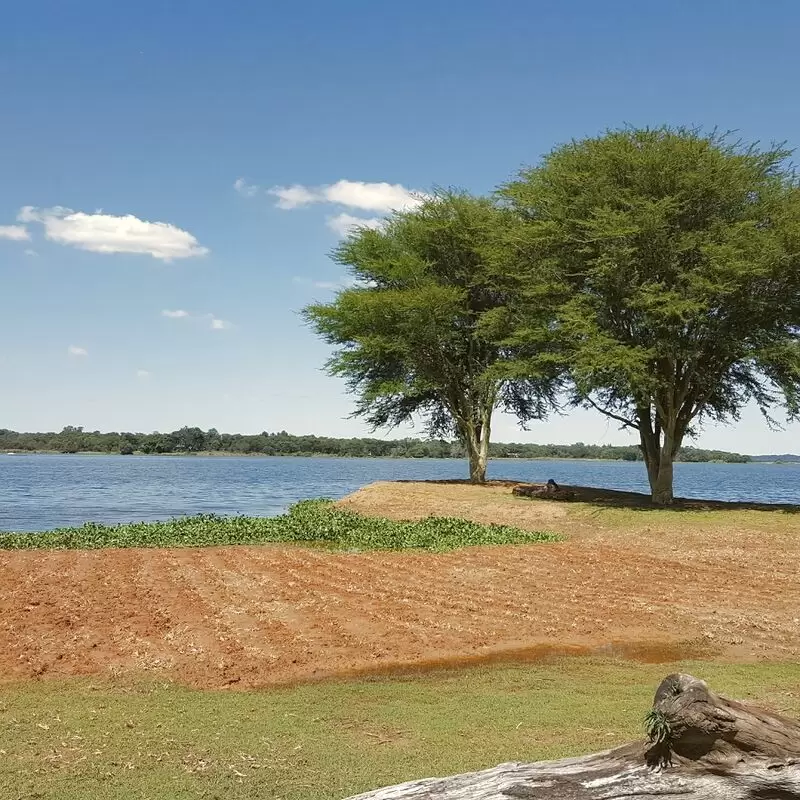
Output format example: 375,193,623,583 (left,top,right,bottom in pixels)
0,450,772,463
